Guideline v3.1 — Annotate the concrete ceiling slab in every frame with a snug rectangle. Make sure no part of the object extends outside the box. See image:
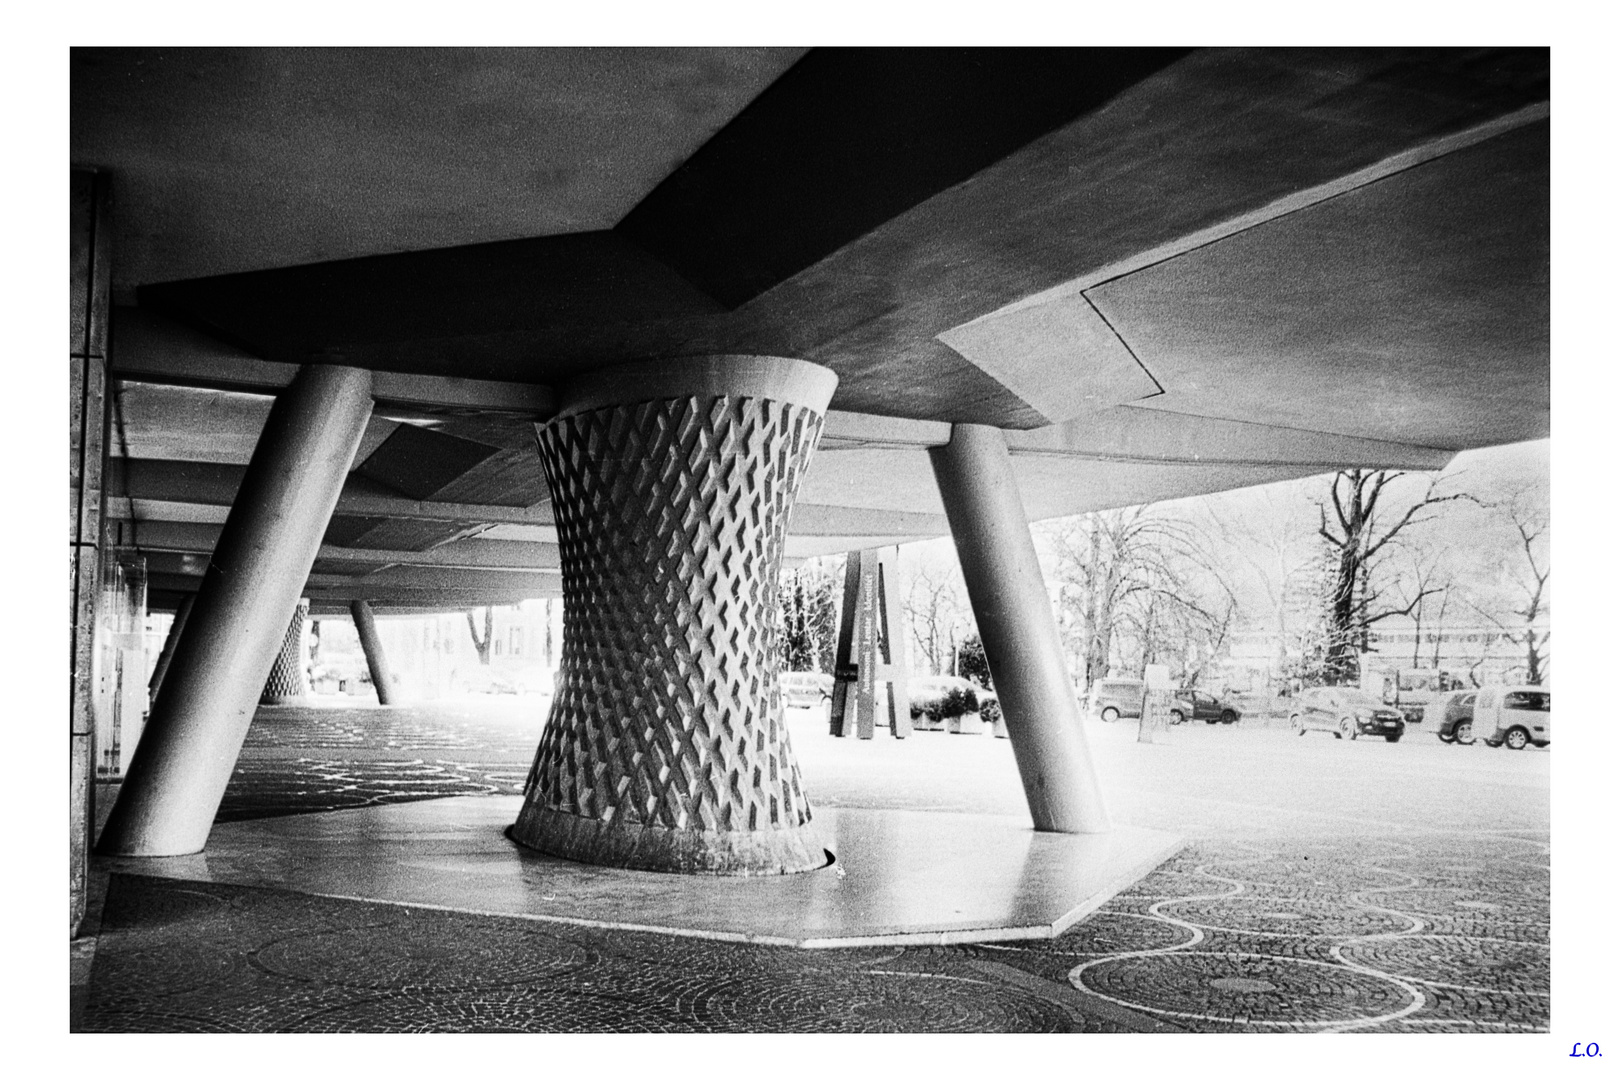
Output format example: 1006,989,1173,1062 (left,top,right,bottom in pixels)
937,292,1159,423
73,46,805,287
77,47,1548,611
1087,120,1549,451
